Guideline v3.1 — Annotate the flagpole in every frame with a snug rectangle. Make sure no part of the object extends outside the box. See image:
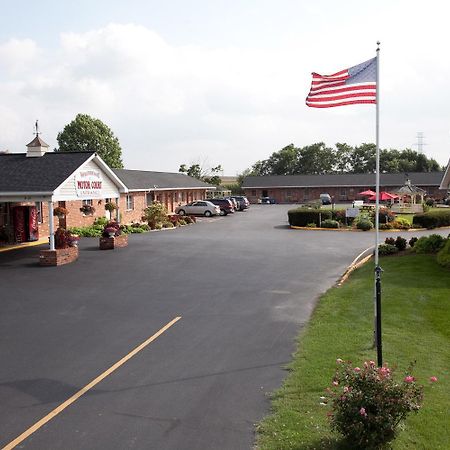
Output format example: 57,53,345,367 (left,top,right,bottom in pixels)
374,41,383,367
